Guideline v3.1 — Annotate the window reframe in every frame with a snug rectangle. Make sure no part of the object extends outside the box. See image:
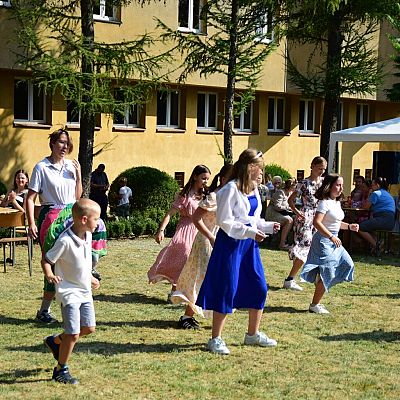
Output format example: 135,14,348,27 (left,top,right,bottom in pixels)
157,90,180,128
267,96,285,132
14,79,46,123
299,99,315,133
197,92,218,130
178,0,205,34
